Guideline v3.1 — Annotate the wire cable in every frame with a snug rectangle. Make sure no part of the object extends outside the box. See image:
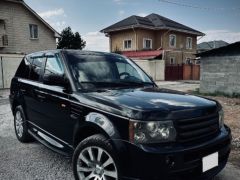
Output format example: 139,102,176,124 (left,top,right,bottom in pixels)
158,0,240,11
